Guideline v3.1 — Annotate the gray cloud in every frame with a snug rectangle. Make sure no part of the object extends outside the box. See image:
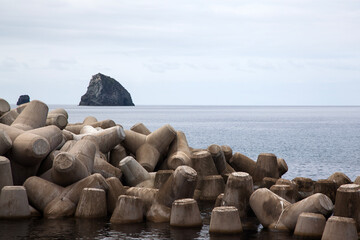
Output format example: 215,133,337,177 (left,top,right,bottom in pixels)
0,0,359,104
